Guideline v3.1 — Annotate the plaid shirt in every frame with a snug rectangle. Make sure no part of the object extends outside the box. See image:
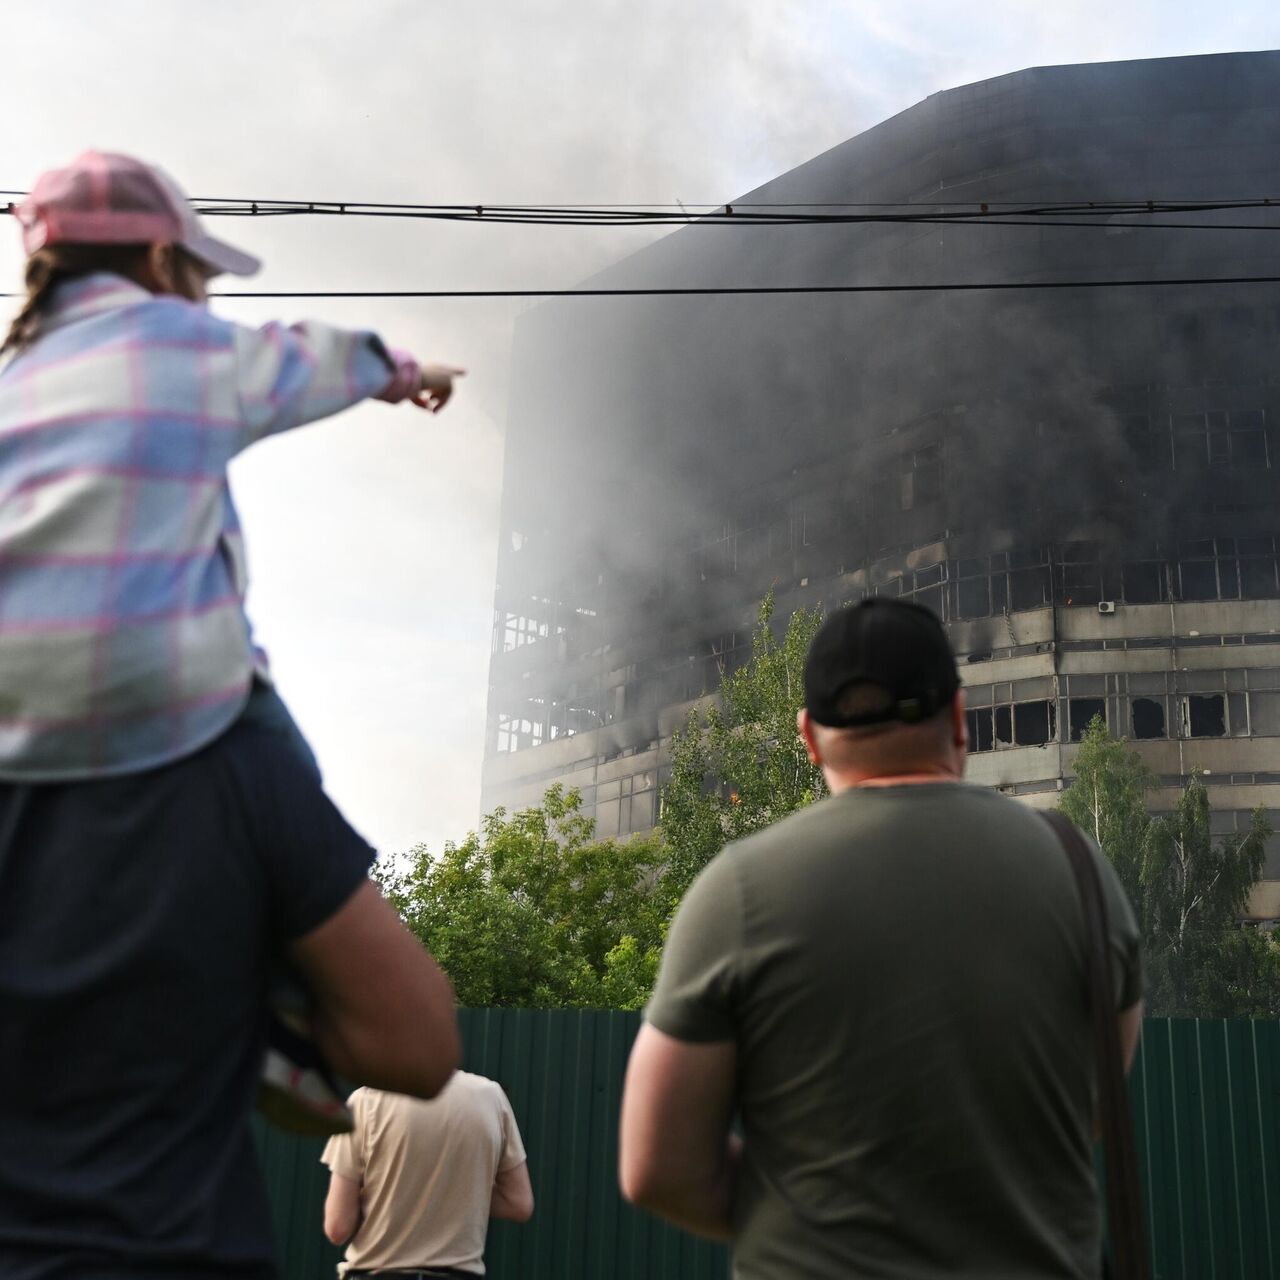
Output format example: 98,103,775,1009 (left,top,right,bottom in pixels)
0,273,419,779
